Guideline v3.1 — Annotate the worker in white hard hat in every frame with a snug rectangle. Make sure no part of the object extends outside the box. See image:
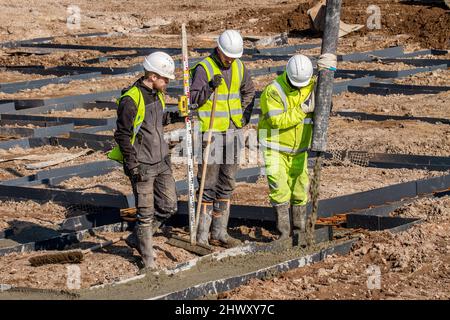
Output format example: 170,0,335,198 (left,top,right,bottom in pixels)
258,54,317,243
108,51,179,270
189,29,256,247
